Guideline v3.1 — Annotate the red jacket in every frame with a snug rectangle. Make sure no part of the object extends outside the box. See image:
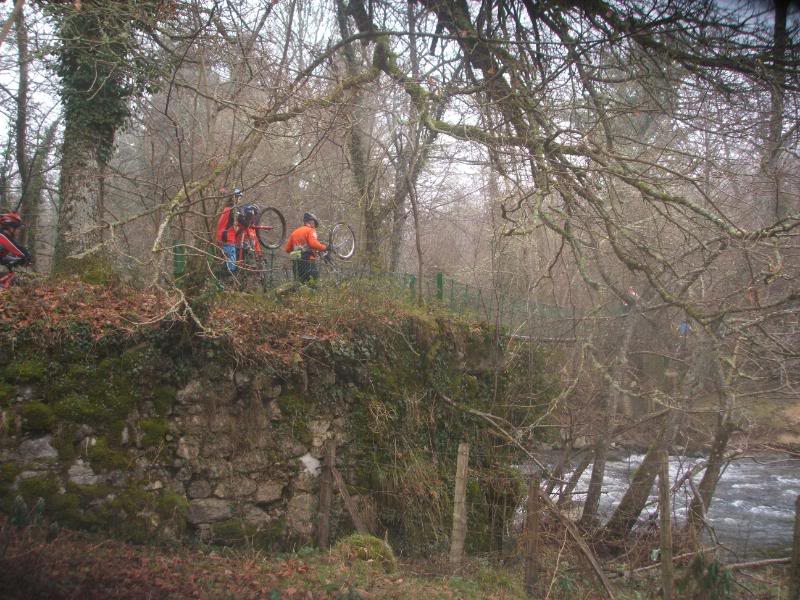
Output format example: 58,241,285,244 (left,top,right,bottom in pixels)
216,207,238,245
0,232,28,262
284,225,326,258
